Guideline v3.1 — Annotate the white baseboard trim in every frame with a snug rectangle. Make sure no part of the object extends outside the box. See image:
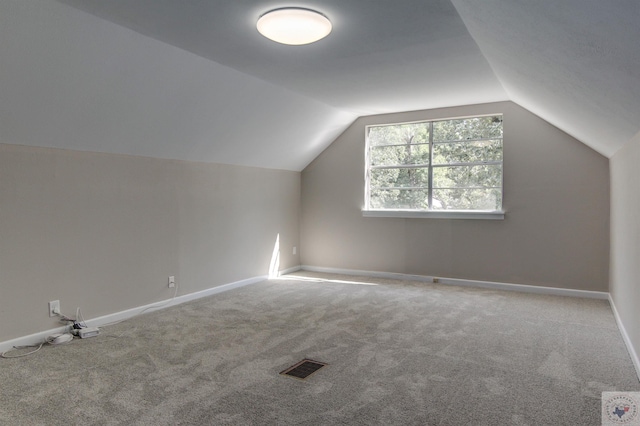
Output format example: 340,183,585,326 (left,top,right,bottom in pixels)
278,265,302,276
299,265,609,300
0,275,267,354
608,295,640,382
0,326,71,355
